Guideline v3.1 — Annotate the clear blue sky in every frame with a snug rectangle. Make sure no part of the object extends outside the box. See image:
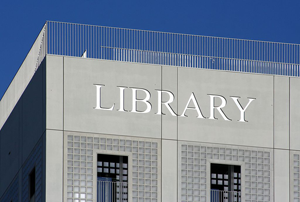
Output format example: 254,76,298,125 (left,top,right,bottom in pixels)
1,0,300,99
